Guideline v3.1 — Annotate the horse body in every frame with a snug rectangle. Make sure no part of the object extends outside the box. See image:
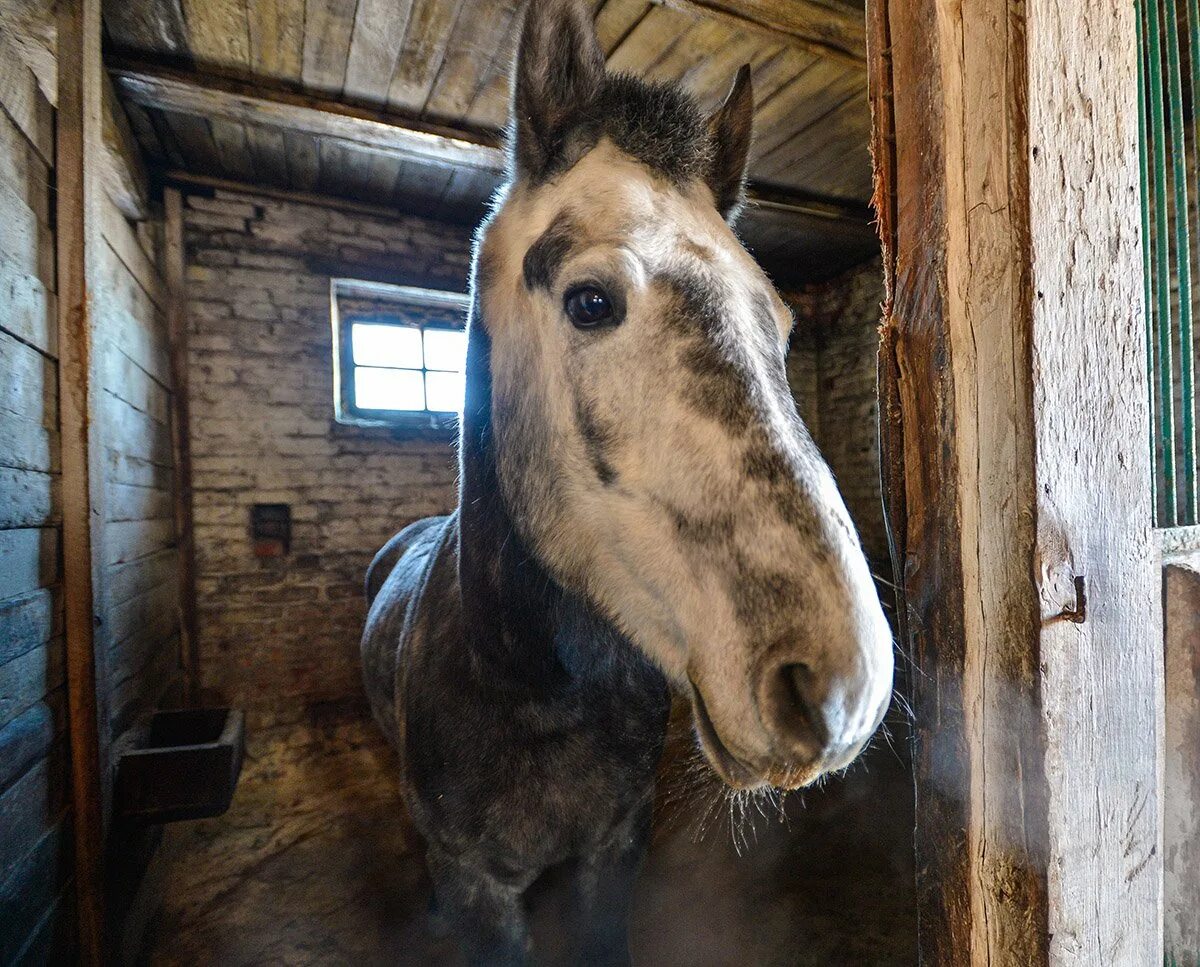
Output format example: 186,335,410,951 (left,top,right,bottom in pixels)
363,510,668,963
361,0,894,961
